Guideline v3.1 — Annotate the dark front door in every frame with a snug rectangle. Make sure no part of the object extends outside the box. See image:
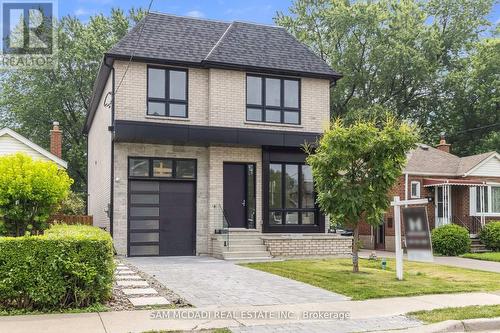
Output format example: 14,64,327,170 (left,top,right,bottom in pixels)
223,163,256,229
159,181,196,256
375,223,385,250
